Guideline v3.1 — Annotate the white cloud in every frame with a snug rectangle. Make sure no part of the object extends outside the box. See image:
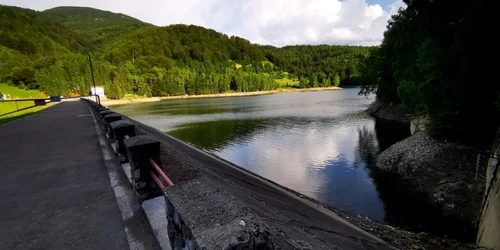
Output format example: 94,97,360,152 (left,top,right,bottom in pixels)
1,0,406,46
